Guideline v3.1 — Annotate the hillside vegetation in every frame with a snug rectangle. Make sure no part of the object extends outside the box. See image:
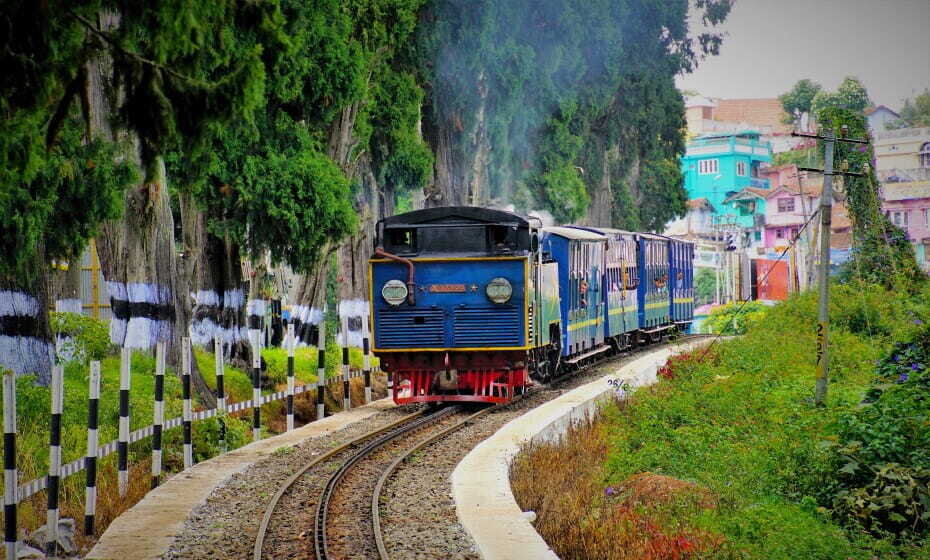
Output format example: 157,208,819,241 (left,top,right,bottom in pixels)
513,281,930,559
